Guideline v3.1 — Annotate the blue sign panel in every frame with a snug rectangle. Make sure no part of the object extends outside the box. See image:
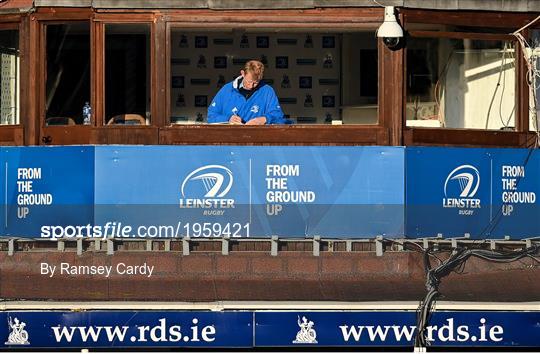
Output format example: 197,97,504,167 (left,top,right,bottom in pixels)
0,311,252,348
94,146,405,238
406,147,540,239
1,310,538,348
255,311,540,347
2,145,540,240
0,146,94,238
